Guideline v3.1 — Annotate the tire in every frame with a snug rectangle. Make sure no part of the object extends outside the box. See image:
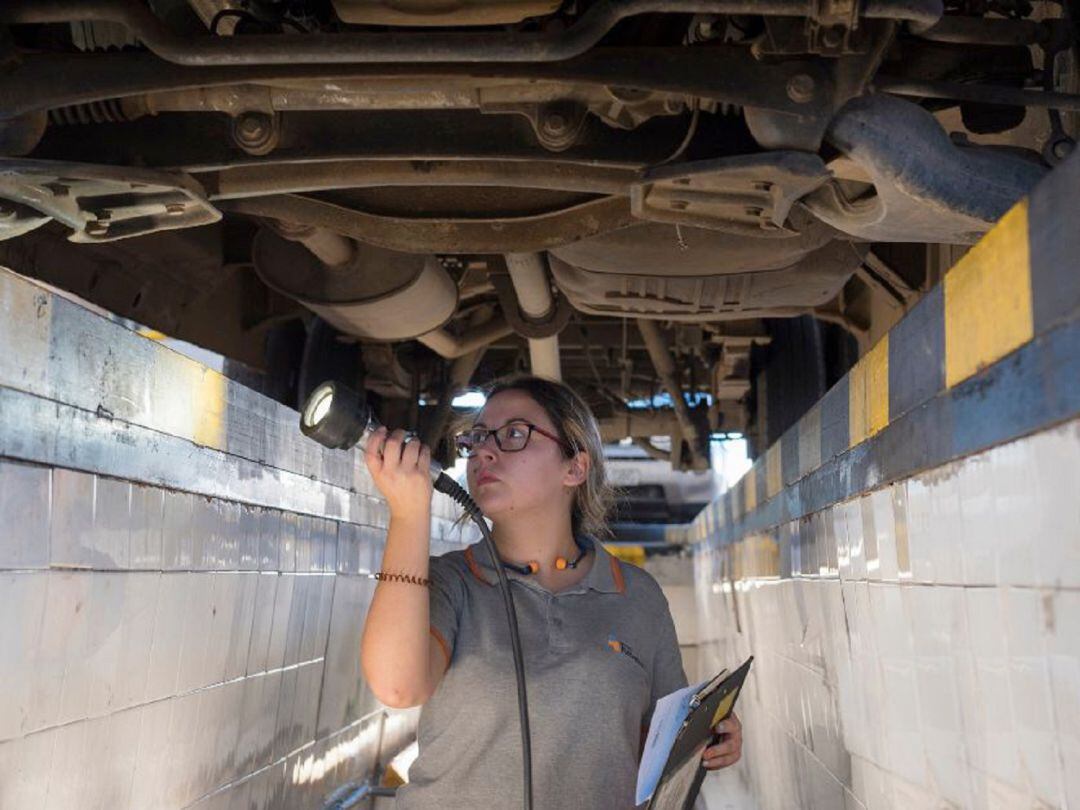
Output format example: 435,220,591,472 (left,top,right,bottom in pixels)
262,319,308,409
297,317,365,412
750,316,829,455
